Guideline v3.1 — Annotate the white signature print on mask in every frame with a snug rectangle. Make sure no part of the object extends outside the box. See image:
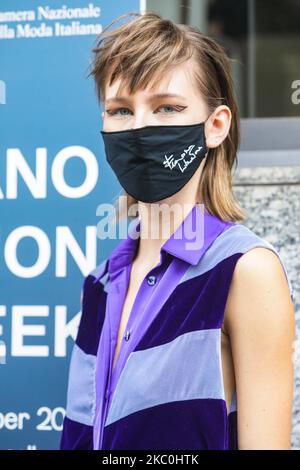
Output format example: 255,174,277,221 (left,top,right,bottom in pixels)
163,145,203,173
